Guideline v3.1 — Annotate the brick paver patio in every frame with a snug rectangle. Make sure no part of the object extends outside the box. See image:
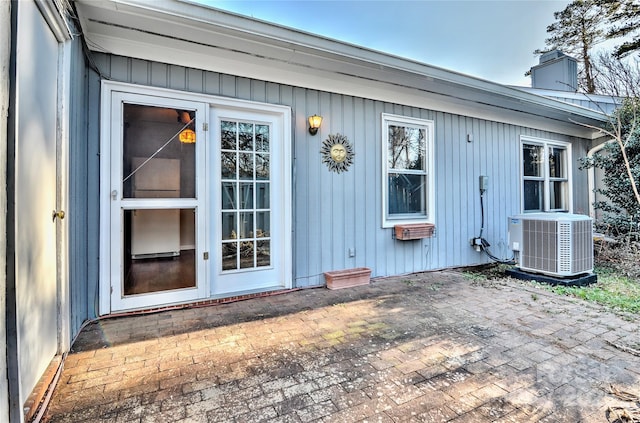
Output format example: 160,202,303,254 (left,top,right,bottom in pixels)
43,270,640,422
